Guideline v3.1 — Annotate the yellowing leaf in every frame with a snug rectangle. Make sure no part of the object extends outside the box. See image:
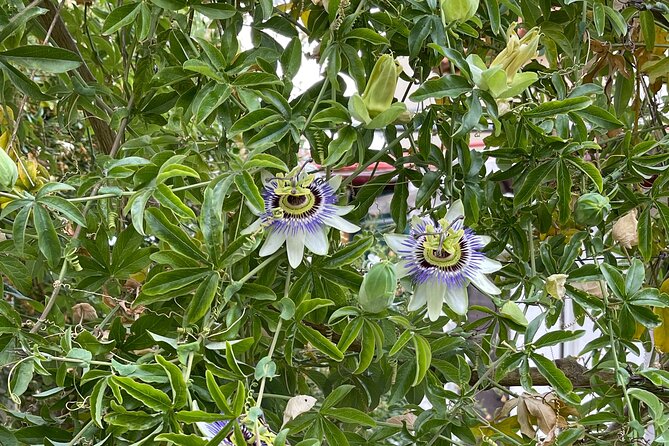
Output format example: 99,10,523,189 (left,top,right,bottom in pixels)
653,307,669,353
